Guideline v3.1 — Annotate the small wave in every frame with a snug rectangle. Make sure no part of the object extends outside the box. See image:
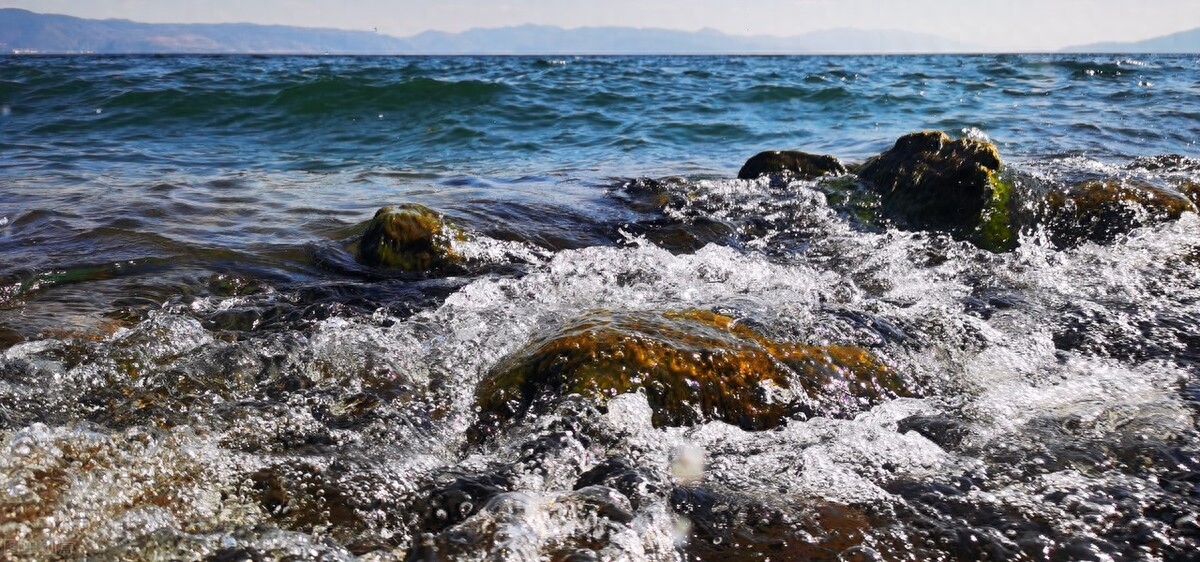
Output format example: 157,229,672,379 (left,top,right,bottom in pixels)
1055,59,1127,78
729,84,853,104
269,77,510,116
